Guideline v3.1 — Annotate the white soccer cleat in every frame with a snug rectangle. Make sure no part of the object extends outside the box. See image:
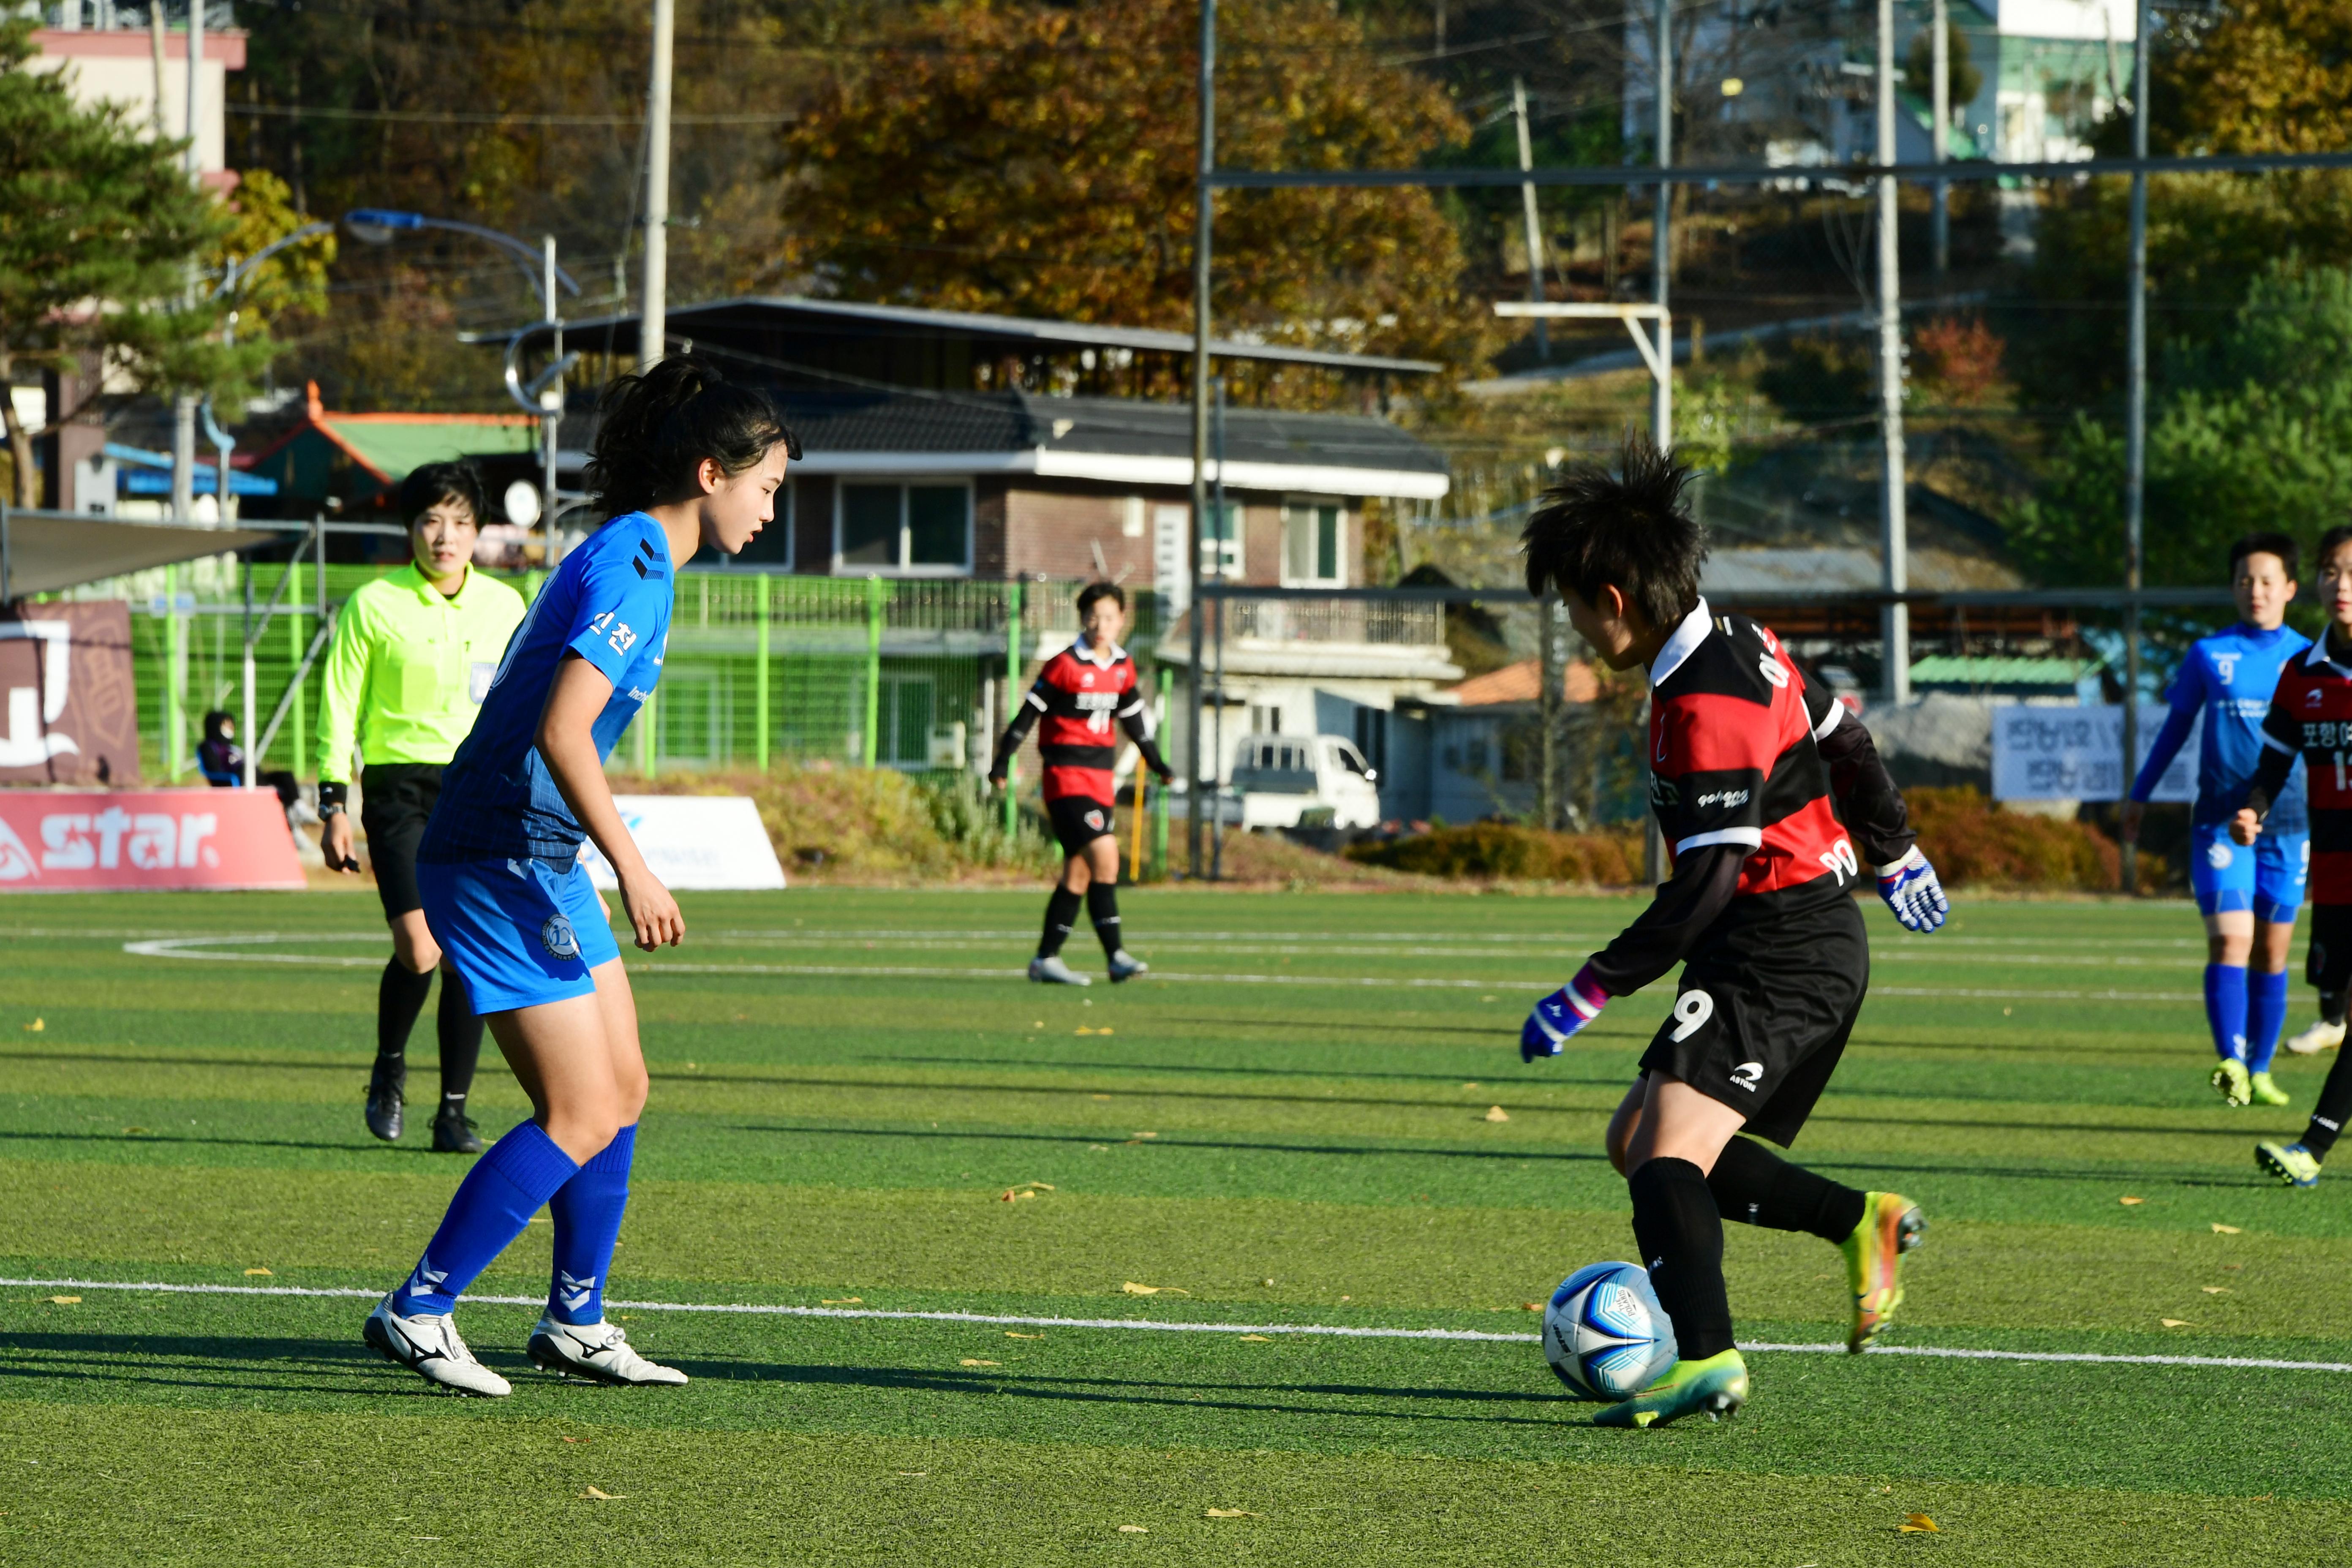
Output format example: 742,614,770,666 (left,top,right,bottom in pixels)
2287,1019,2347,1056
1107,950,1149,983
1028,955,1090,986
364,1296,512,1397
527,1316,689,1386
